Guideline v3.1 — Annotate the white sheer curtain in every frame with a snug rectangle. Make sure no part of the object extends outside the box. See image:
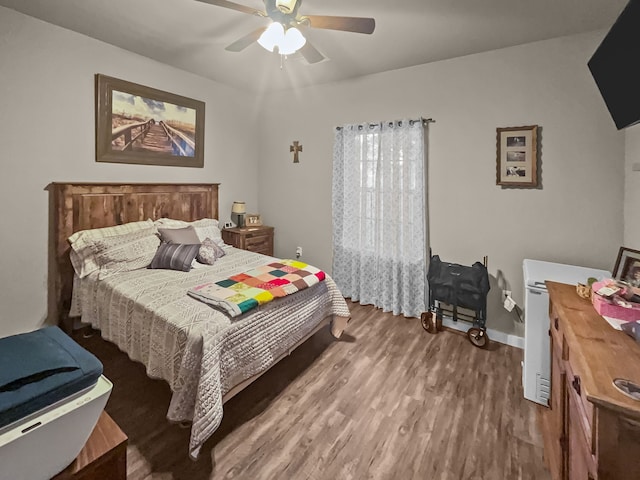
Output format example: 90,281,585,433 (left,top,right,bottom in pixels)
332,119,428,318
